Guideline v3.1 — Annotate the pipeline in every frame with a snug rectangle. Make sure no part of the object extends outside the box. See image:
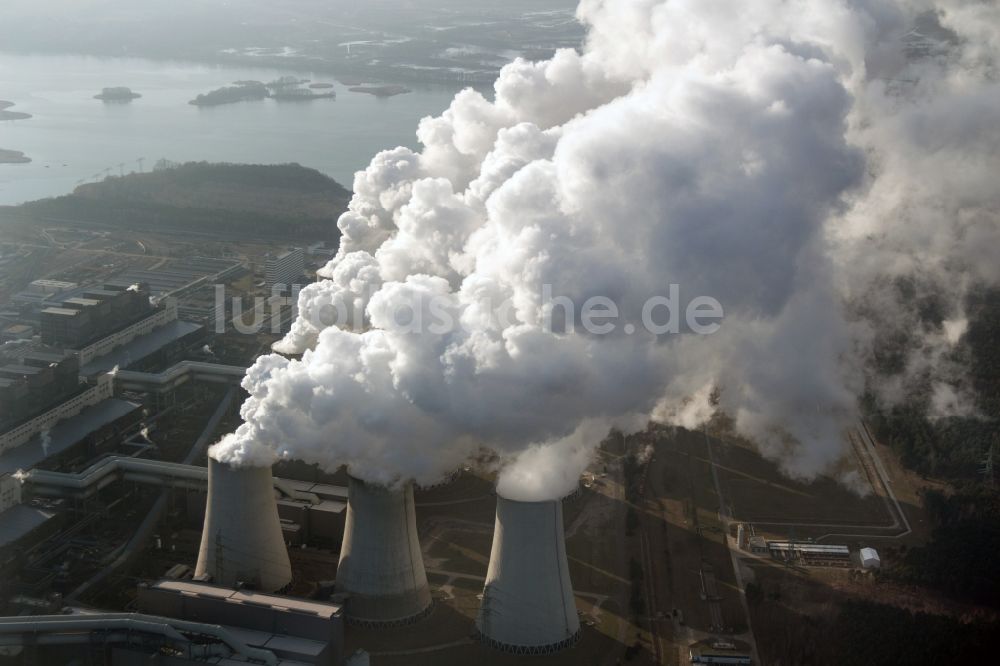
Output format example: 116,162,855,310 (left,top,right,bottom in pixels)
25,457,320,504
0,612,277,665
